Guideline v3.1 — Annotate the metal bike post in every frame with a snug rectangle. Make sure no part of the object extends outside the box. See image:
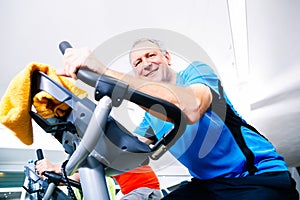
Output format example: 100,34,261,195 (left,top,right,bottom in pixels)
78,156,110,200
65,96,112,199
